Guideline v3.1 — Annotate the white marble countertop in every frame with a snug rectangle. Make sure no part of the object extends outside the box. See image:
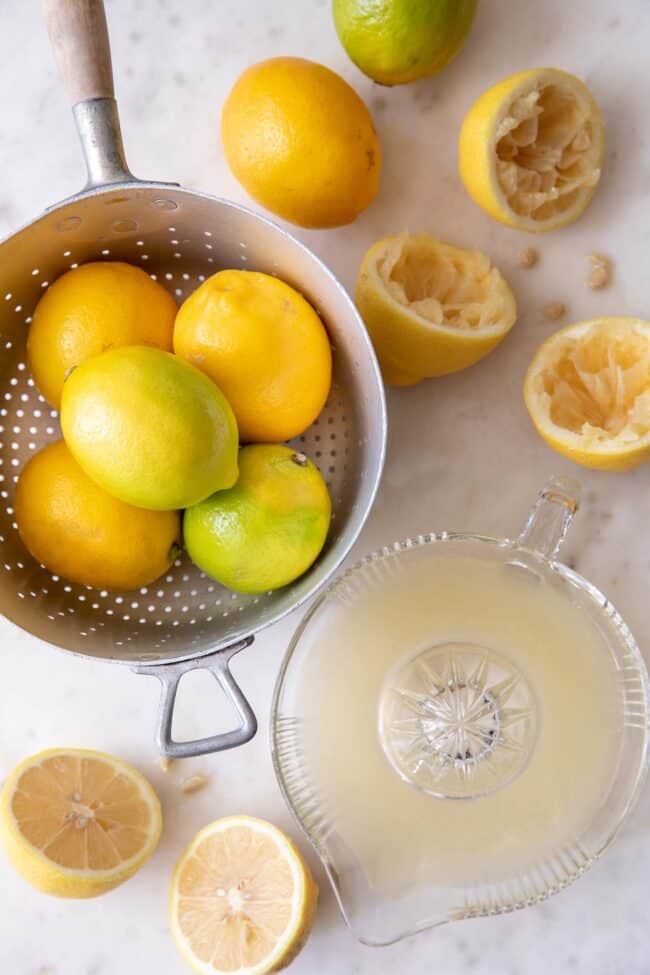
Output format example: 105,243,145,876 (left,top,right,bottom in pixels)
2,0,650,972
